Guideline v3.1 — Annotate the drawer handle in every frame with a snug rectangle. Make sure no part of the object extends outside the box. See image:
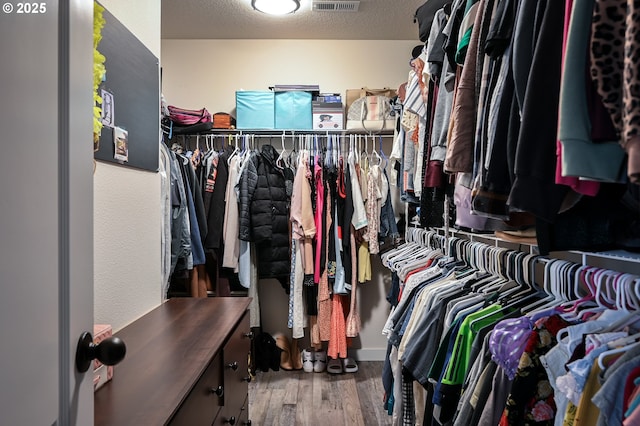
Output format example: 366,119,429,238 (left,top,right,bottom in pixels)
243,331,254,339
242,421,252,426
210,385,224,397
242,376,252,383
227,361,238,371
223,416,236,425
